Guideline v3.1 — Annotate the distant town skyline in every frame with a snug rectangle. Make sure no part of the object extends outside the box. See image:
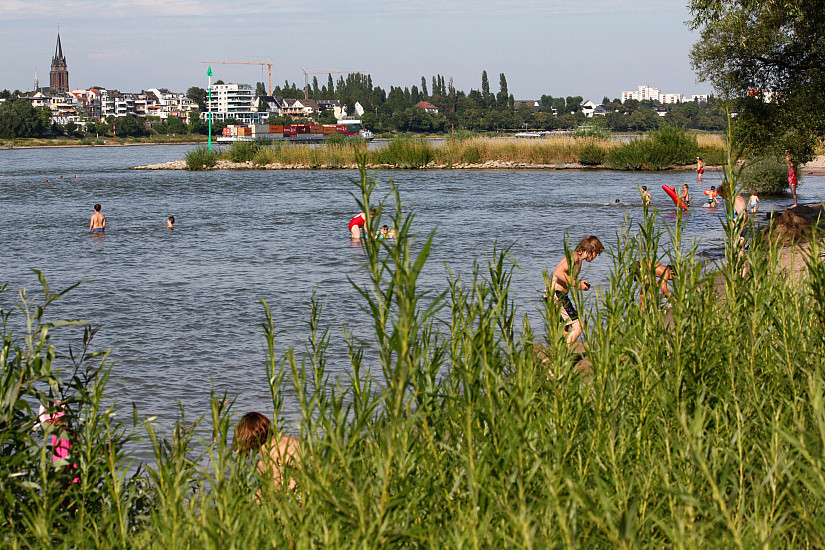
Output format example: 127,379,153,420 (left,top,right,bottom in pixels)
0,0,713,101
